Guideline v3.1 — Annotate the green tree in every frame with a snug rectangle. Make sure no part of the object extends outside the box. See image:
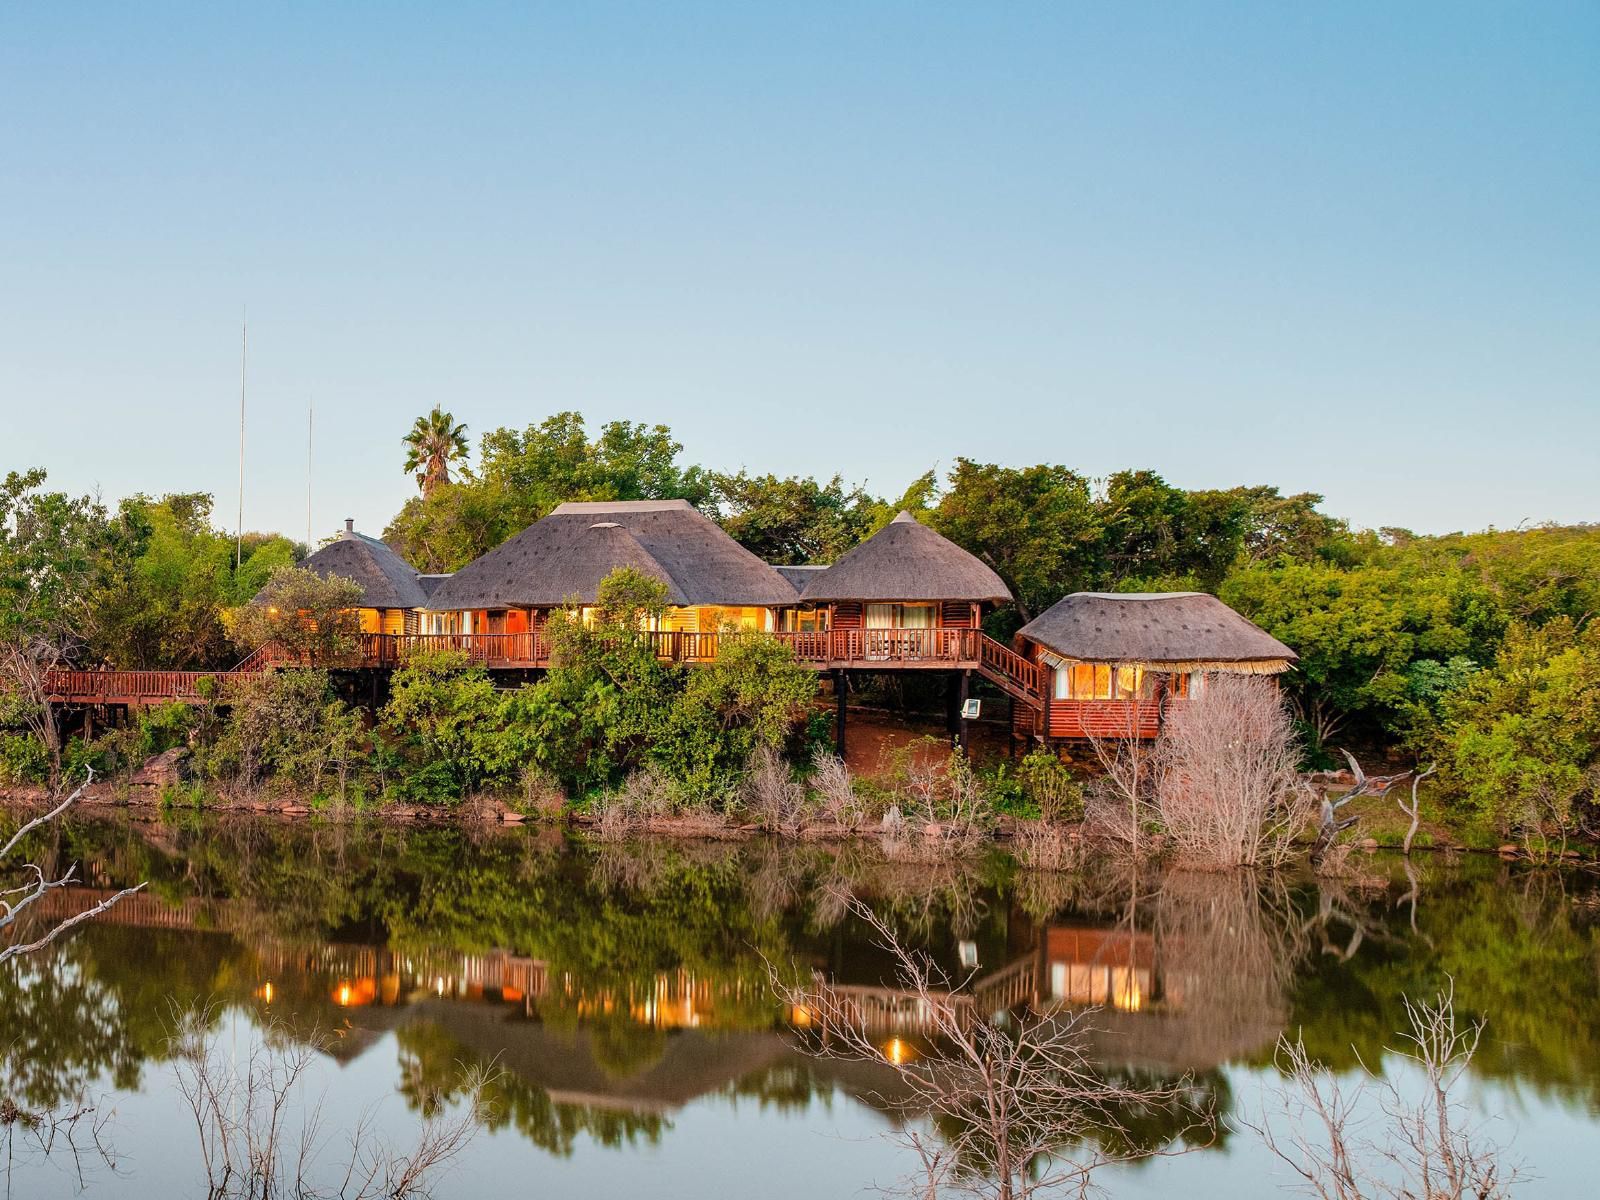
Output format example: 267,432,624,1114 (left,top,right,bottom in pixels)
88,492,298,669
227,566,364,666
1429,620,1600,837
380,651,512,801
386,412,712,571
709,472,881,564
402,406,470,497
932,460,1102,622
0,468,109,784
1221,559,1504,750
